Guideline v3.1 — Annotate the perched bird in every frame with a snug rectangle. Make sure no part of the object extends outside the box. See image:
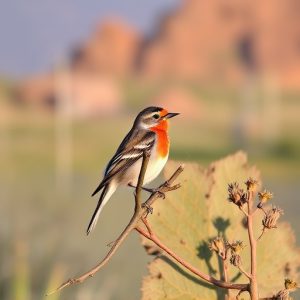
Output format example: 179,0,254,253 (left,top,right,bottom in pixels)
87,107,179,235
